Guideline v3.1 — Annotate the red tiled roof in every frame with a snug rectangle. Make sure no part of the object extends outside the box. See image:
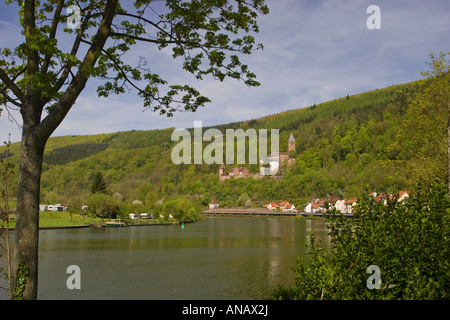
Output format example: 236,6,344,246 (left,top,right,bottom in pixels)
265,202,279,207
399,190,410,197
